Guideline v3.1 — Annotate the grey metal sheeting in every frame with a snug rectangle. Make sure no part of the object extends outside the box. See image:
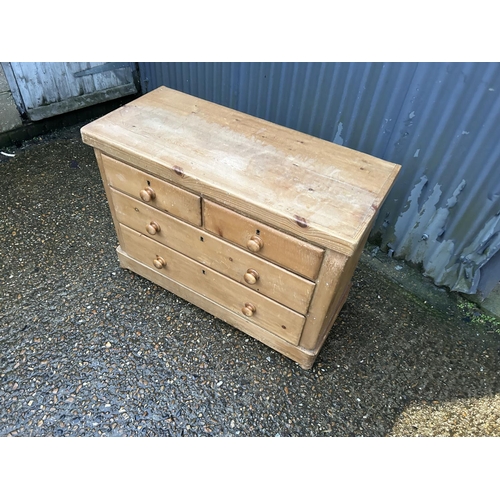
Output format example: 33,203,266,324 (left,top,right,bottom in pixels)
137,62,500,298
